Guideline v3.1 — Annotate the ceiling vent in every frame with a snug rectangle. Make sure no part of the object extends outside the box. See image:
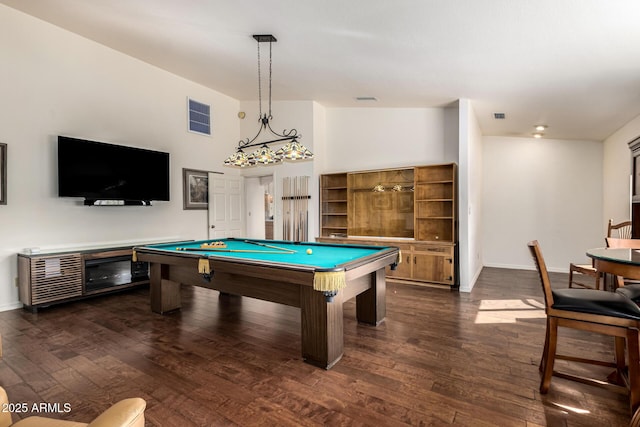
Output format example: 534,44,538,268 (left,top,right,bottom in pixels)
355,97,378,102
493,112,506,119
188,98,211,135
